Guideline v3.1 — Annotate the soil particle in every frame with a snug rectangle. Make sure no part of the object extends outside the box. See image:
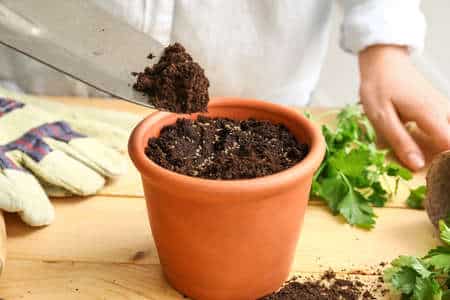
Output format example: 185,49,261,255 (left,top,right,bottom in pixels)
259,268,389,300
145,116,309,179
321,269,336,281
131,251,146,261
133,43,210,113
